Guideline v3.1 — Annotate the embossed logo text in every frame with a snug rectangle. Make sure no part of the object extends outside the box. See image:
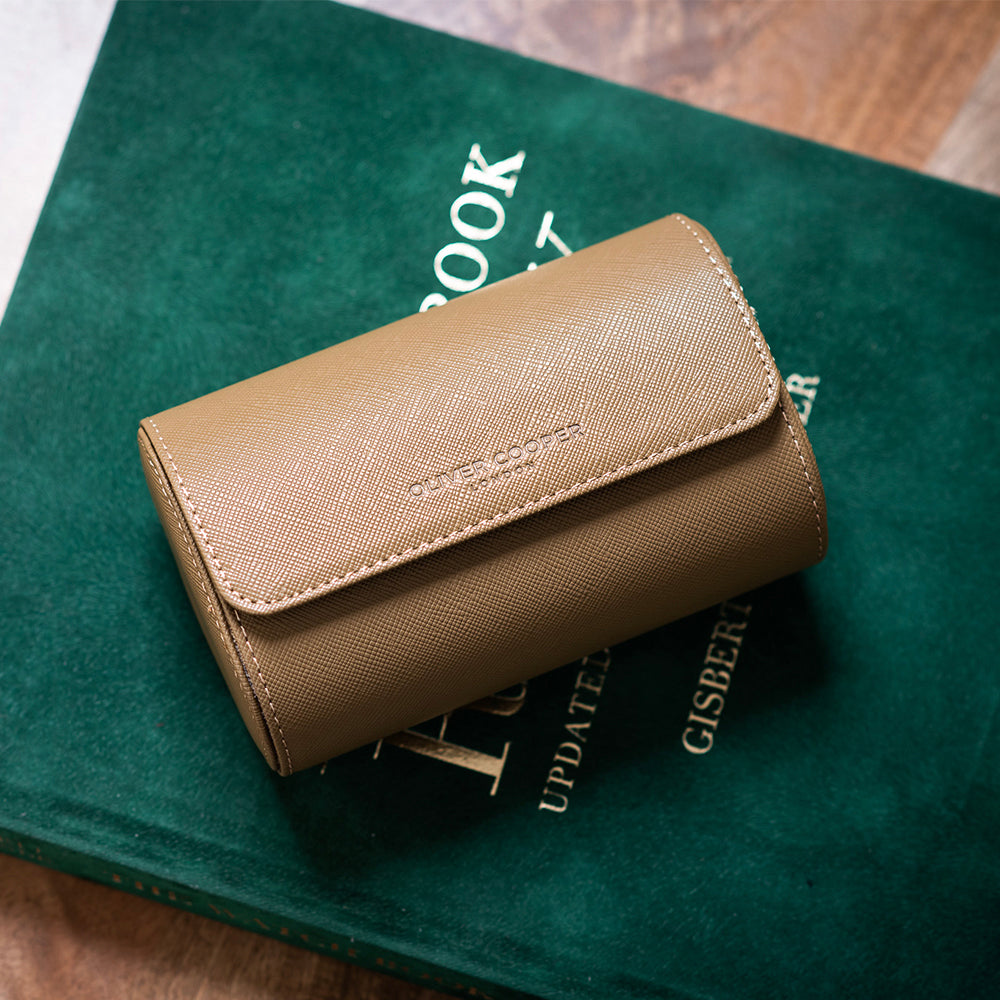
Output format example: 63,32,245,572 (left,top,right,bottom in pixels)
408,423,584,498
